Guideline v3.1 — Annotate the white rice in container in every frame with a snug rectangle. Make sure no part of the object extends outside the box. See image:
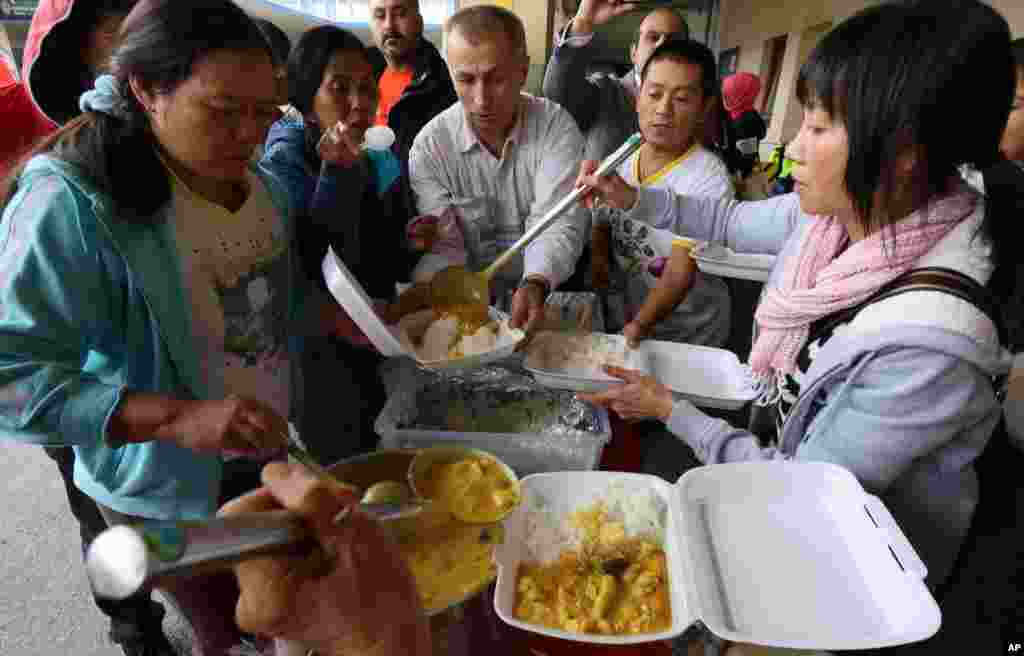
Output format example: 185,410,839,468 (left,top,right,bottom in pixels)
522,481,668,564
